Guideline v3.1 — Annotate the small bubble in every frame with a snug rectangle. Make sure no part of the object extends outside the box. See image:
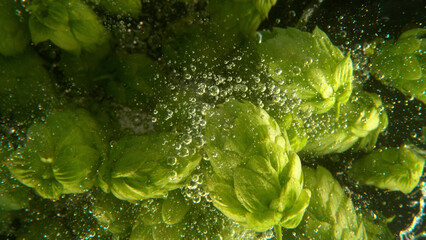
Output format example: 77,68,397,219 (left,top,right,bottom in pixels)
275,68,283,75
184,73,192,80
168,170,177,181
291,66,302,76
191,174,199,182
209,86,220,97
167,156,177,166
